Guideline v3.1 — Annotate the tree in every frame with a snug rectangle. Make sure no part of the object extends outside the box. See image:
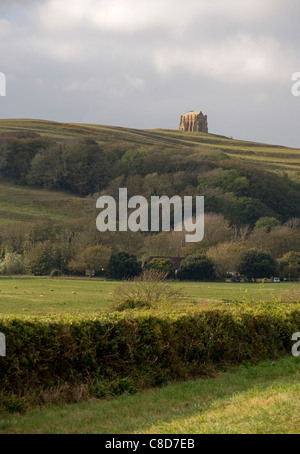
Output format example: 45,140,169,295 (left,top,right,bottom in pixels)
25,241,55,276
255,217,281,232
27,144,64,189
249,225,300,259
207,241,249,279
278,251,300,280
237,248,277,279
68,245,111,278
0,252,26,275
147,258,175,278
105,251,142,280
177,254,215,281
112,268,182,310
